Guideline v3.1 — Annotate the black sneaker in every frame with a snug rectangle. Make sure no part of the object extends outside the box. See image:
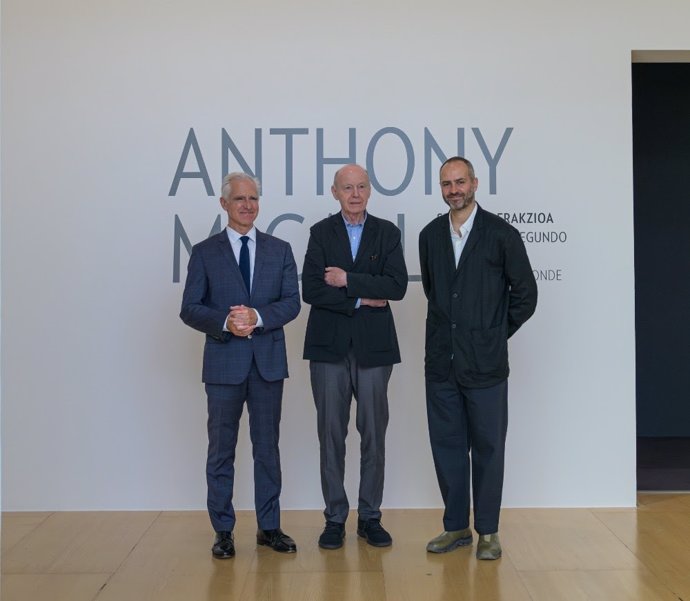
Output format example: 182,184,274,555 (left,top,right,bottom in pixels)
357,518,392,547
318,520,345,549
